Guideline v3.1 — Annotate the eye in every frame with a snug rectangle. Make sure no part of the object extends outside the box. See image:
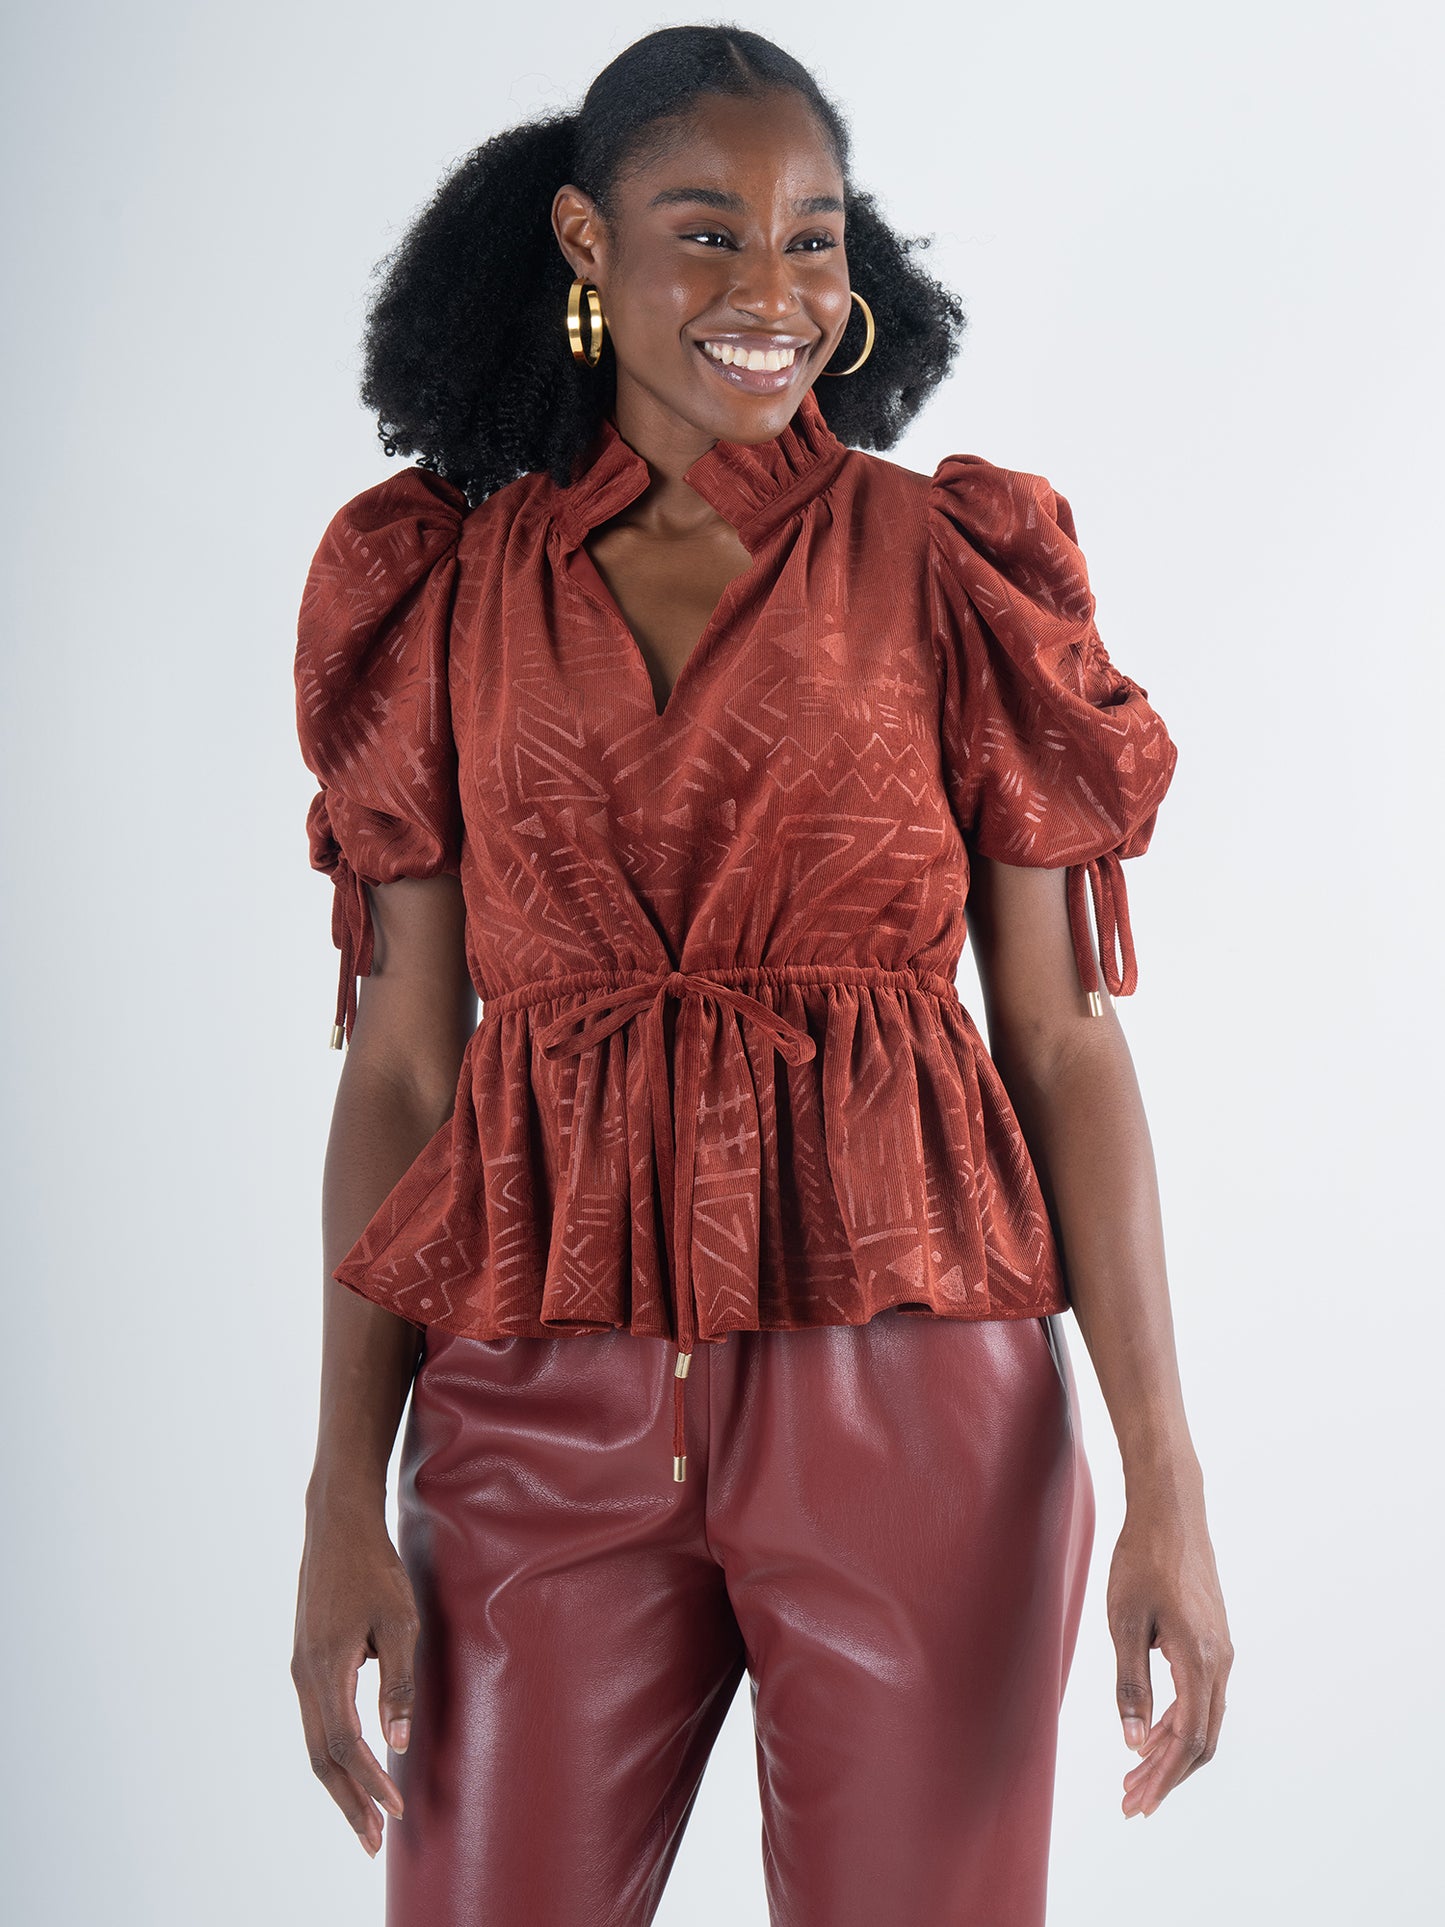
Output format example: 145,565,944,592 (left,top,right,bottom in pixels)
680,230,841,253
